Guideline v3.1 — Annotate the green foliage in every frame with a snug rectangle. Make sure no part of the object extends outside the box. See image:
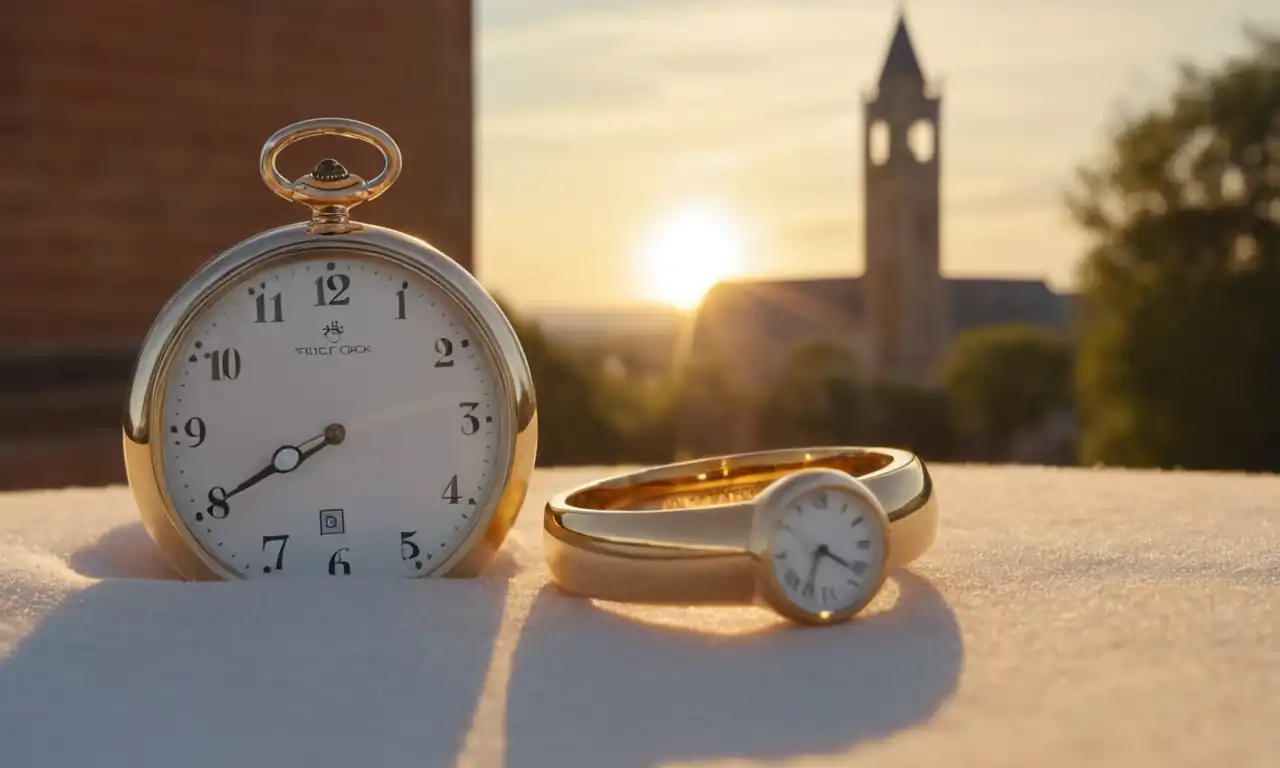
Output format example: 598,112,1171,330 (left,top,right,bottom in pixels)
496,298,962,467
497,297,678,466
506,308,614,465
1068,27,1280,470
756,342,863,448
860,381,954,462
591,360,680,464
943,324,1074,450
754,341,954,461
671,354,747,459
495,296,963,465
